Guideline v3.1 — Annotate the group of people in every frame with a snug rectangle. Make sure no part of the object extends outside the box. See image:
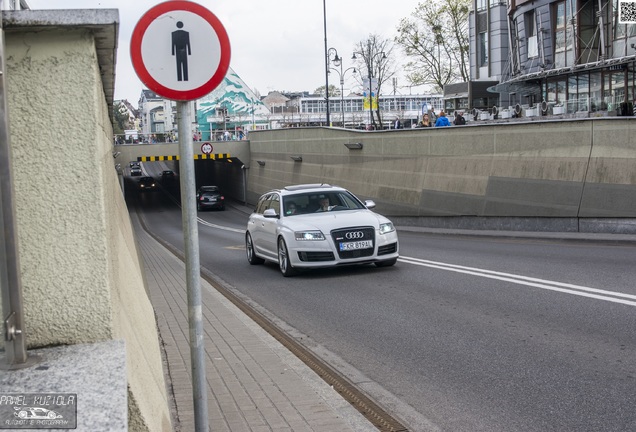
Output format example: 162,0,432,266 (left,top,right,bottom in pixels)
416,111,466,128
